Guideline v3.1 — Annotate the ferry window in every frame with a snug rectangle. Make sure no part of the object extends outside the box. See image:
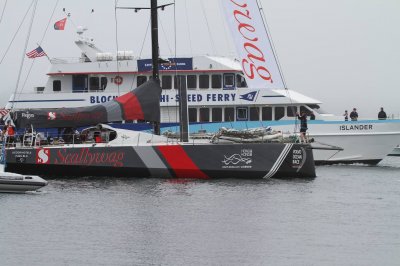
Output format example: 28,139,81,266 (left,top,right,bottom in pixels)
236,74,247,88
90,77,99,91
161,75,172,89
224,107,235,122
236,107,248,121
275,107,285,120
262,107,272,121
212,108,222,122
187,75,197,90
287,106,297,117
199,108,210,122
189,108,197,122
250,107,260,121
199,75,209,89
223,74,235,89
53,80,61,92
137,76,147,87
100,77,108,91
212,74,222,89
174,75,186,90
